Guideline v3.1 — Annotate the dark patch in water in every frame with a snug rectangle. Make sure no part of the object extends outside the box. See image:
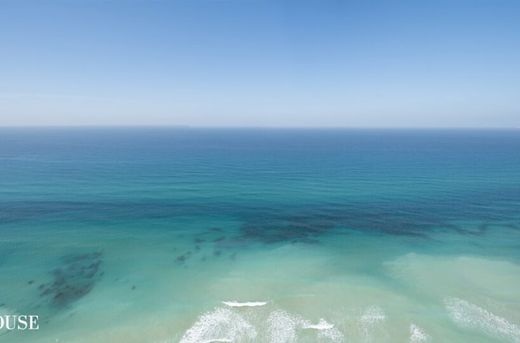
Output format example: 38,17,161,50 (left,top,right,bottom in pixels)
233,203,454,244
39,252,102,308
131,285,136,290
194,238,205,243
214,250,222,257
213,236,225,242
27,280,34,285
176,255,187,263
239,221,326,244
176,251,192,263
